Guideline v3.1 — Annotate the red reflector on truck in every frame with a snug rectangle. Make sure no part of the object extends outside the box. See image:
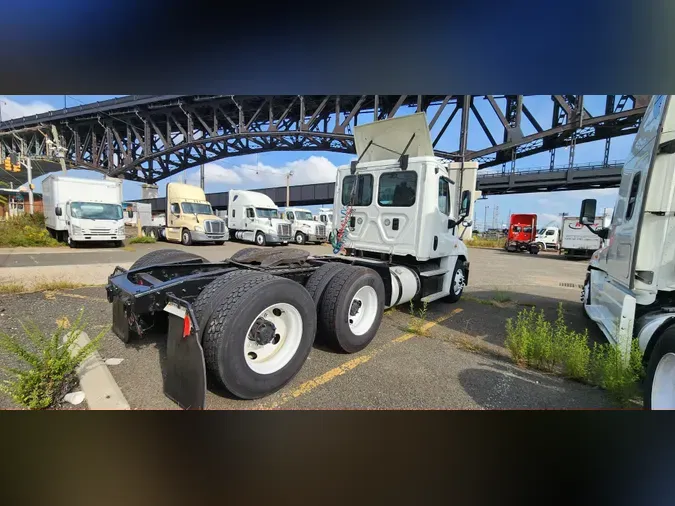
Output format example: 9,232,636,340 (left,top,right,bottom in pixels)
183,316,191,338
